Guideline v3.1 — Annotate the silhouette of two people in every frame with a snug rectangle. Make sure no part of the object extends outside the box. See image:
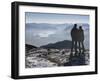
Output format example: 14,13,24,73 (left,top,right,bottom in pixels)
71,24,85,56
